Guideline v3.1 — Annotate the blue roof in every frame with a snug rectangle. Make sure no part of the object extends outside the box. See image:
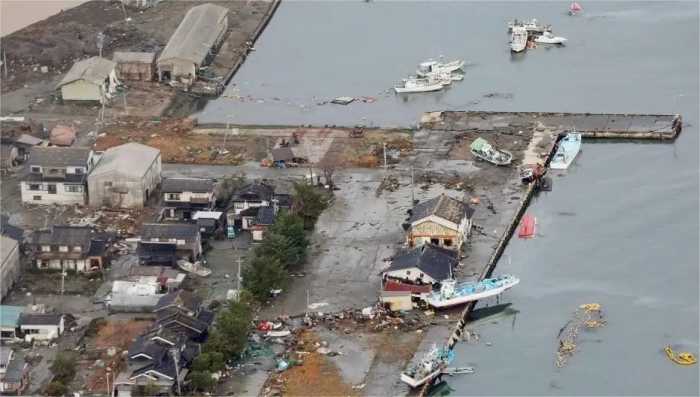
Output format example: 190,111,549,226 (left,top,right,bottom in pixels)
0,306,24,328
